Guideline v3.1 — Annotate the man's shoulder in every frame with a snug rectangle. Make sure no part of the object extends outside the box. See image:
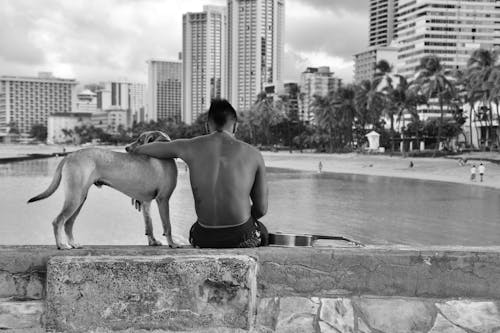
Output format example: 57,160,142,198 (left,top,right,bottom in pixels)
238,140,262,156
